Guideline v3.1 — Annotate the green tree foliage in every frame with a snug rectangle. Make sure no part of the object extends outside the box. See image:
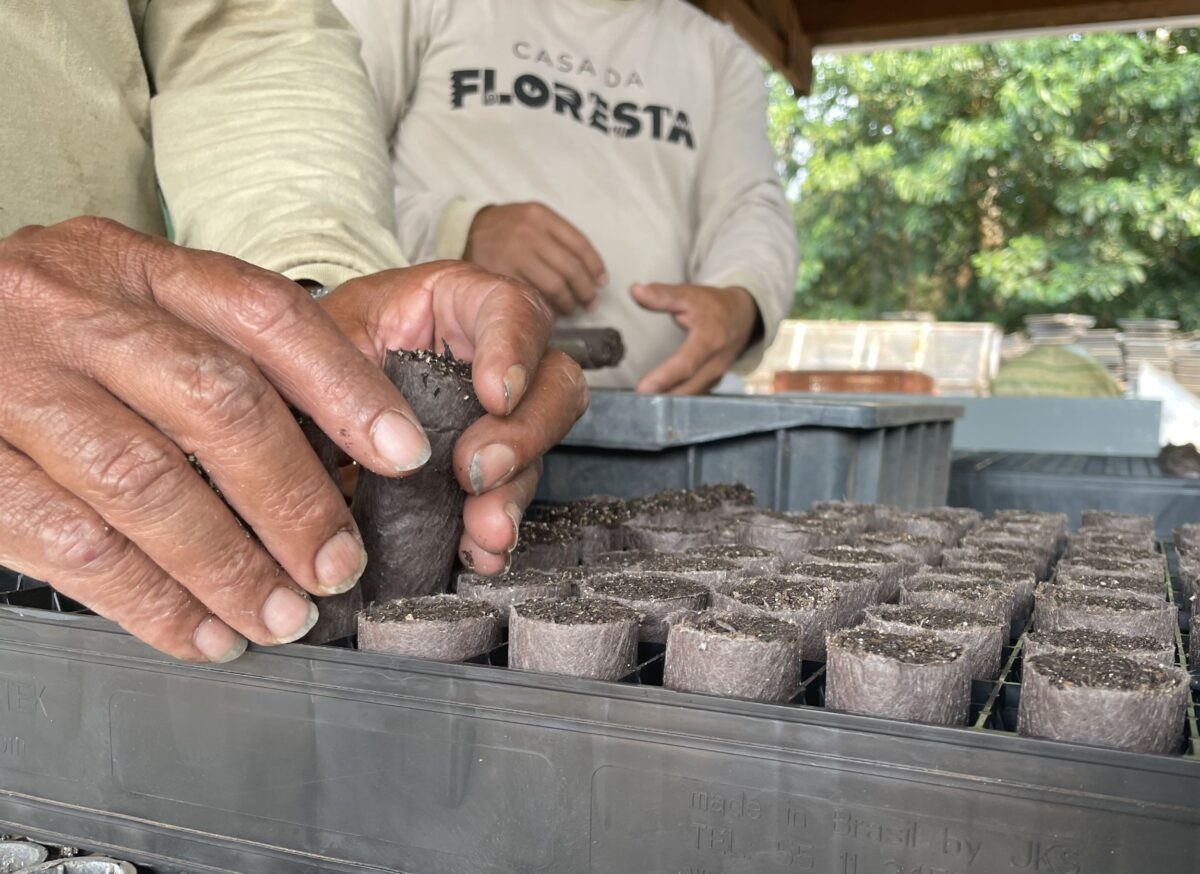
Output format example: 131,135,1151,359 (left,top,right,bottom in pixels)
771,29,1200,329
